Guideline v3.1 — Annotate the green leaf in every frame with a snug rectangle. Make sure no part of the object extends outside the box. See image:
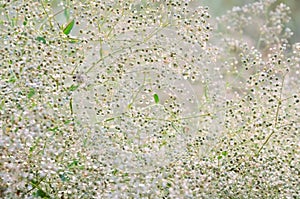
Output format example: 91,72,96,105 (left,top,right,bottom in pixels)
159,140,167,147
68,159,79,168
27,88,36,99
59,173,70,182
16,103,22,110
36,36,46,44
69,98,73,115
217,155,222,160
112,169,118,175
64,120,71,124
29,138,40,153
29,145,35,152
31,179,38,186
0,99,5,110
48,126,58,132
23,17,27,26
8,74,16,83
63,19,75,35
69,84,79,91
153,93,159,104
222,151,228,156
68,37,79,43
33,189,47,198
